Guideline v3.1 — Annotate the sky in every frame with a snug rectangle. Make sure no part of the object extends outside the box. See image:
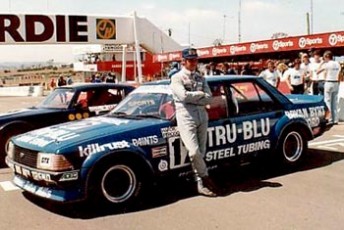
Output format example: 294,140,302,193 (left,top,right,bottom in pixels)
0,0,343,63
